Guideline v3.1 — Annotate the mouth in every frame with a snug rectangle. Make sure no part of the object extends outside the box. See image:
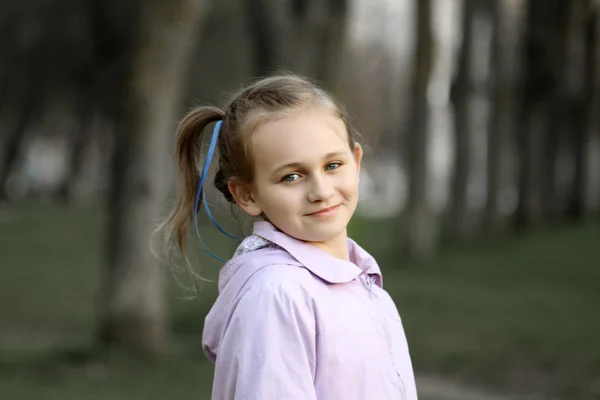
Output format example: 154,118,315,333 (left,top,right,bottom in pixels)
306,204,340,217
